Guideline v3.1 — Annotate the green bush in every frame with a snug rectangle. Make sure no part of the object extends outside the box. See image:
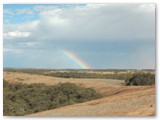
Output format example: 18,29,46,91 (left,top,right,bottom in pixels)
3,80,102,116
125,73,155,86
